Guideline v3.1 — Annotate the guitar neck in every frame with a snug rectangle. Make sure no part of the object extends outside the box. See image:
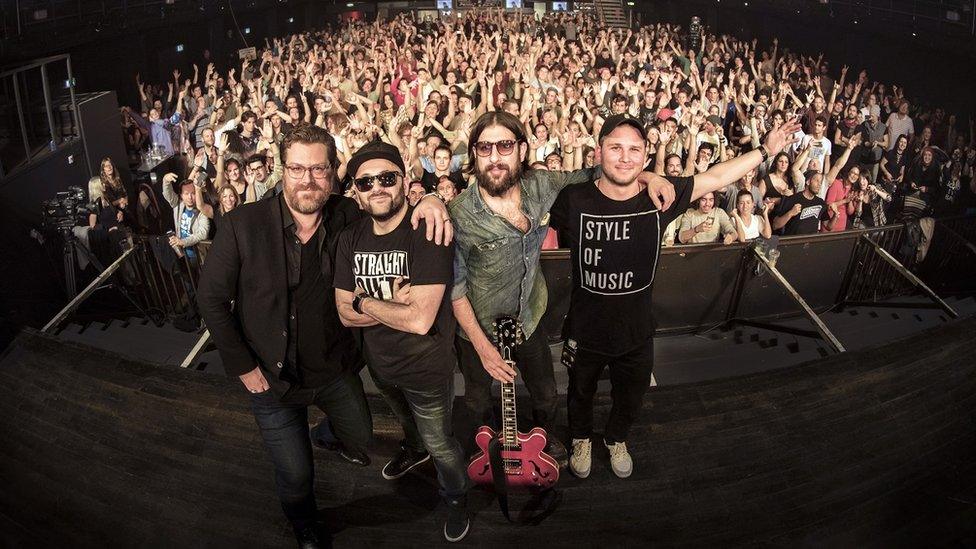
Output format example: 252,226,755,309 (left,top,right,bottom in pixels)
500,380,518,449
